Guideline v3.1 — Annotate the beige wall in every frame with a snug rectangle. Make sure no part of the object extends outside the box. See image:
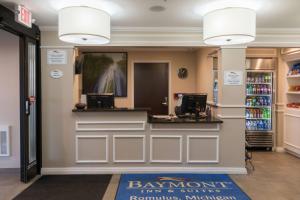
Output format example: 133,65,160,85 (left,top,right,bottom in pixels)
41,47,76,167
276,50,286,147
74,48,197,114
115,51,197,113
195,48,217,101
217,47,246,167
43,30,198,115
0,29,20,168
74,50,198,113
